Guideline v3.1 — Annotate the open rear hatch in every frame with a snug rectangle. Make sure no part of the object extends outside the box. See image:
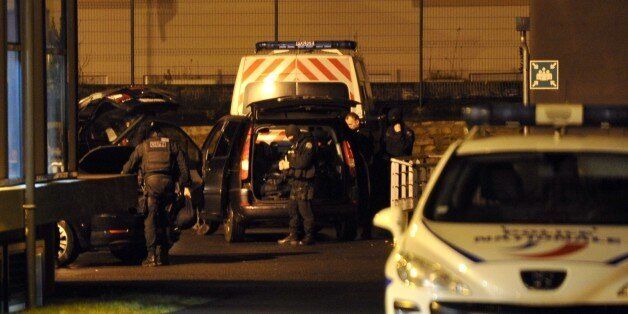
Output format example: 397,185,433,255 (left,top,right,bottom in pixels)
79,145,135,174
248,97,357,202
249,96,357,121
